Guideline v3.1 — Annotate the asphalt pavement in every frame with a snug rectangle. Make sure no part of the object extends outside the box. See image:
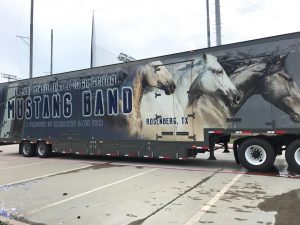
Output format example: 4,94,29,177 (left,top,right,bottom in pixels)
0,144,299,225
